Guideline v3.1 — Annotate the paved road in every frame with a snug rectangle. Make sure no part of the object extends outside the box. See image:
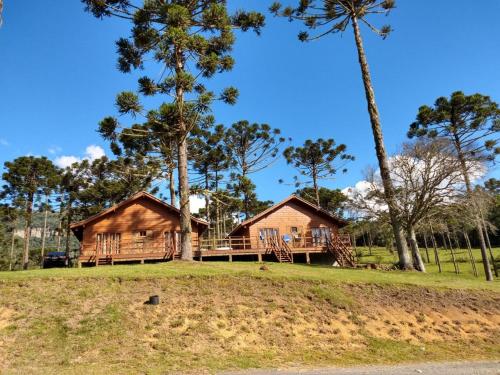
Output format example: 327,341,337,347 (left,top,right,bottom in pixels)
221,361,500,375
